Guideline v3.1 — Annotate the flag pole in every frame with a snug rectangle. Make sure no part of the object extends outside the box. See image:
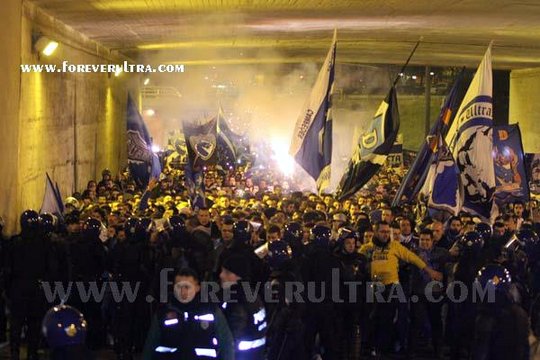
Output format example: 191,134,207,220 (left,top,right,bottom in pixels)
392,37,423,88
